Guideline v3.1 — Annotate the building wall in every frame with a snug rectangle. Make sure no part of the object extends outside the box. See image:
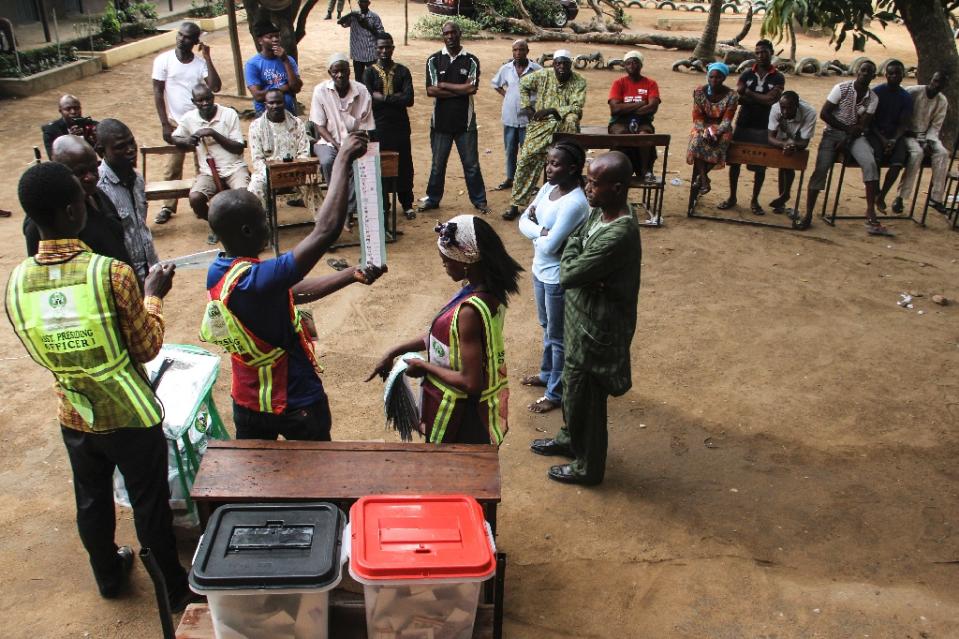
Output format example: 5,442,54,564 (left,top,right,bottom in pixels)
1,0,112,27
